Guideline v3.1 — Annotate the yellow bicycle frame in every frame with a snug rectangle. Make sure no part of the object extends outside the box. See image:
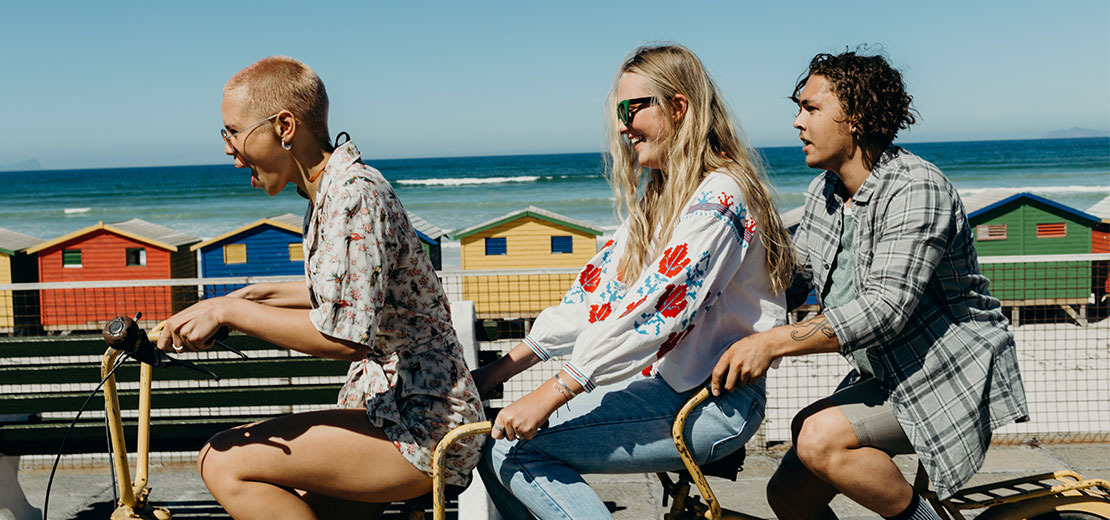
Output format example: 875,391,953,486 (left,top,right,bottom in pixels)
101,326,171,520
